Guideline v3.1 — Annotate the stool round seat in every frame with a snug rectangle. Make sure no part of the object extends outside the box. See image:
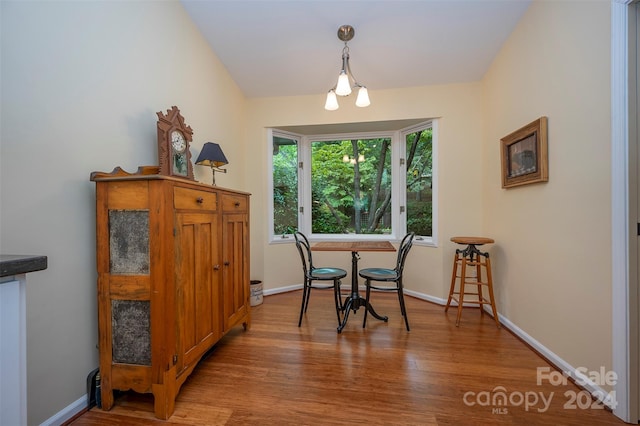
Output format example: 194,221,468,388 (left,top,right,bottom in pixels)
451,236,494,245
